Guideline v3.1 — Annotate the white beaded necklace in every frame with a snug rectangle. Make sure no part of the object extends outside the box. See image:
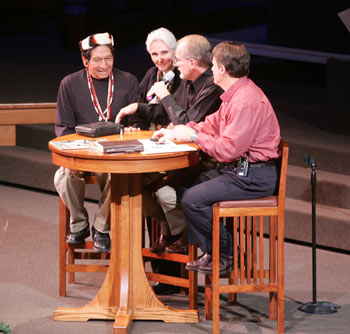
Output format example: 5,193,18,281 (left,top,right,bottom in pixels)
86,68,114,121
